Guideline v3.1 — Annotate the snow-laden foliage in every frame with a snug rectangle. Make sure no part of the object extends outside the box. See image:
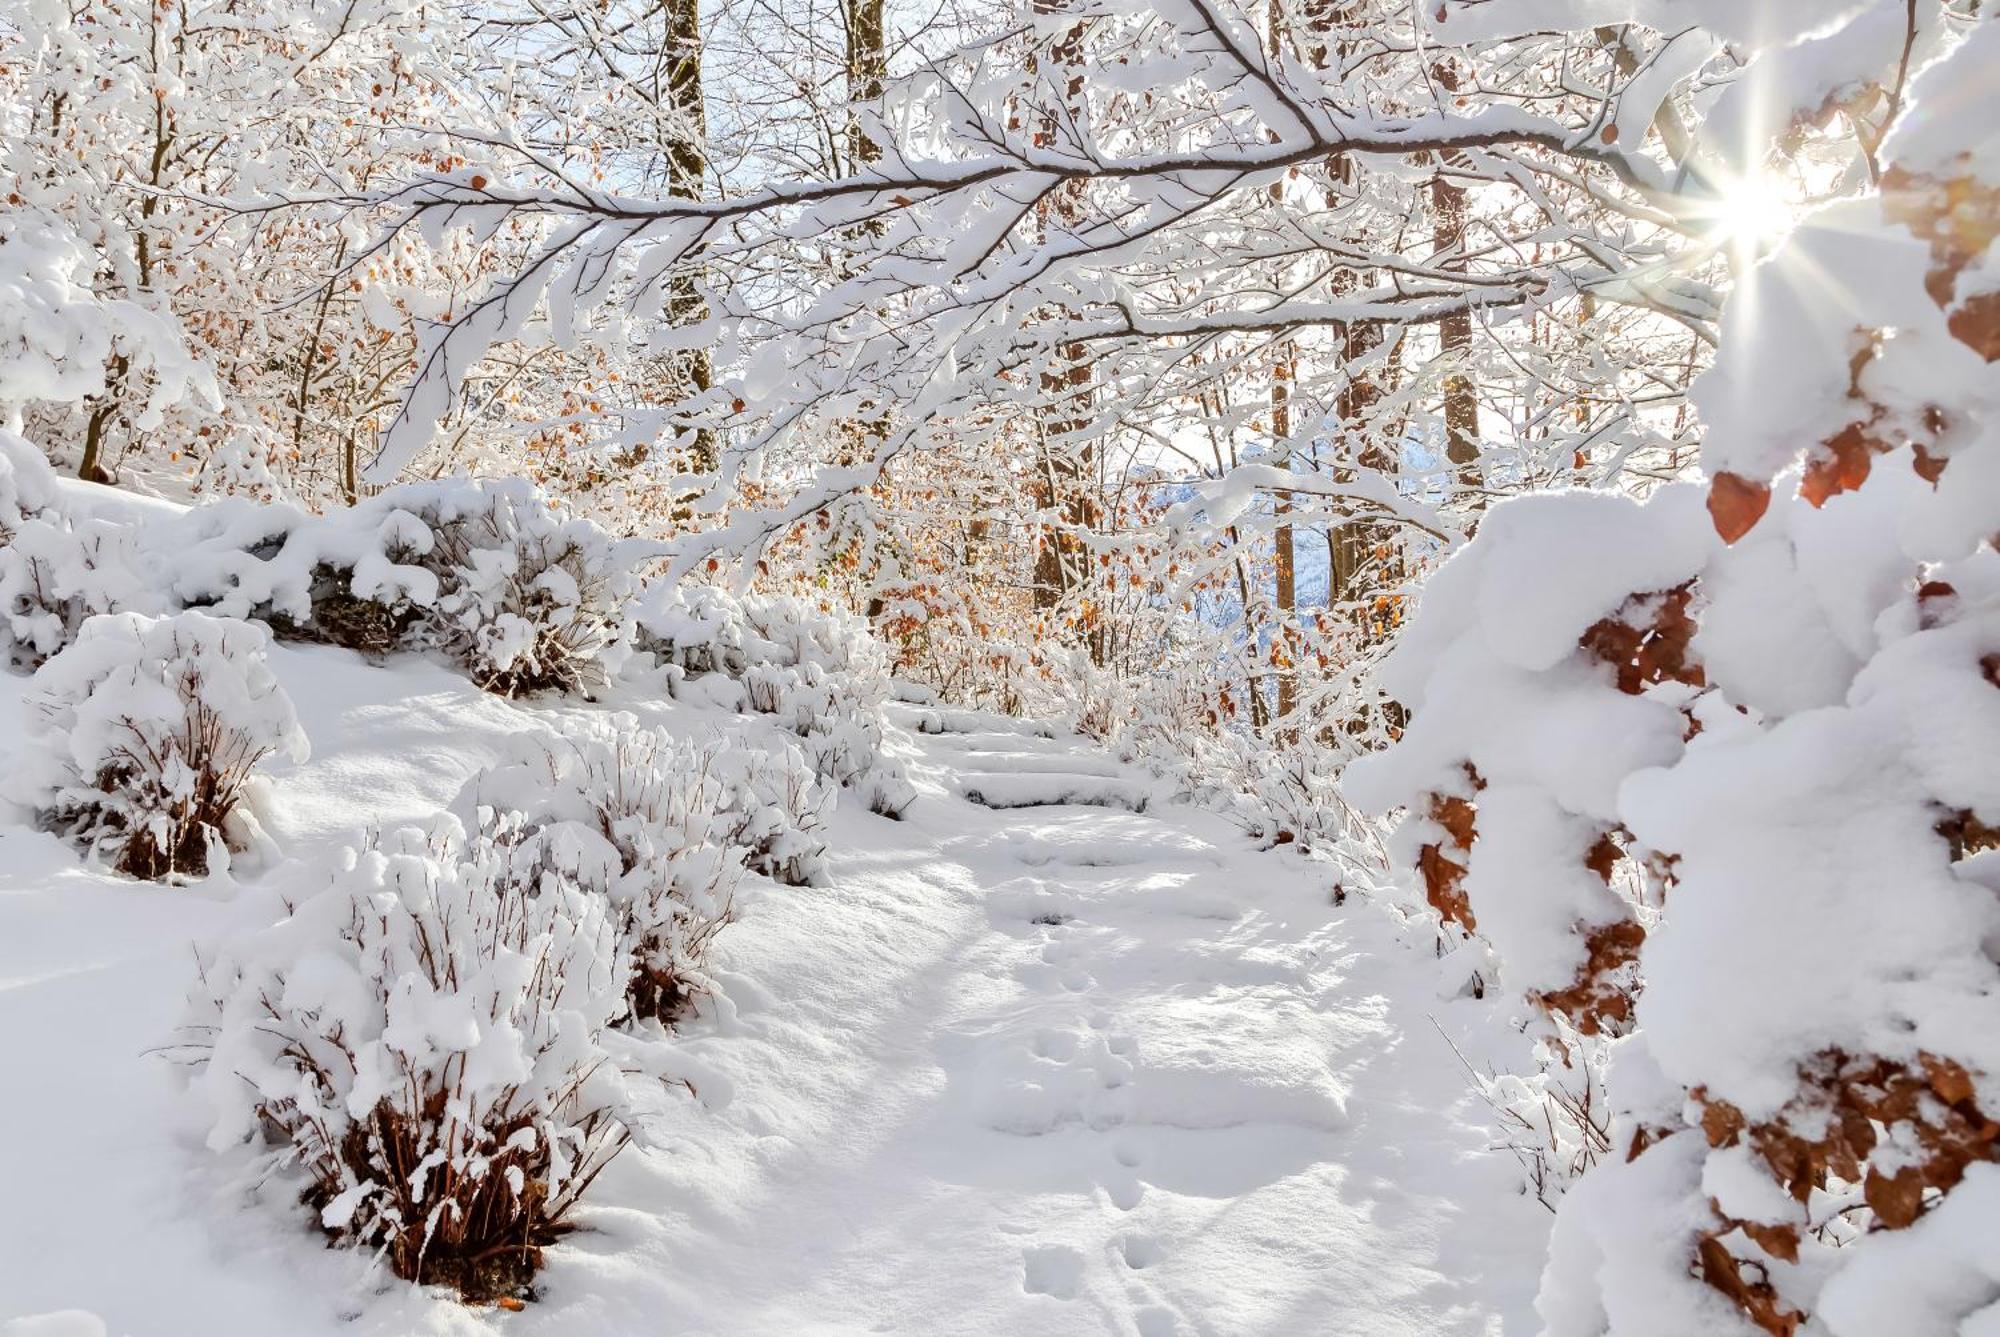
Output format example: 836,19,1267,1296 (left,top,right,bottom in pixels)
187,817,635,1302
1350,30,2000,1336
0,430,61,537
459,716,743,1023
738,655,915,819
637,582,916,817
0,208,211,445
12,611,305,879
781,665,918,820
740,592,888,680
641,583,753,678
419,483,646,696
165,477,649,696
1040,646,1384,855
